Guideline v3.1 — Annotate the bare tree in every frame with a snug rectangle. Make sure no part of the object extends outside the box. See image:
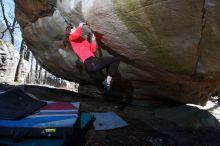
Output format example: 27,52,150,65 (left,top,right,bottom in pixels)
24,48,30,61
43,71,47,84
0,0,18,45
39,65,42,84
35,60,39,84
29,53,34,83
14,39,25,82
